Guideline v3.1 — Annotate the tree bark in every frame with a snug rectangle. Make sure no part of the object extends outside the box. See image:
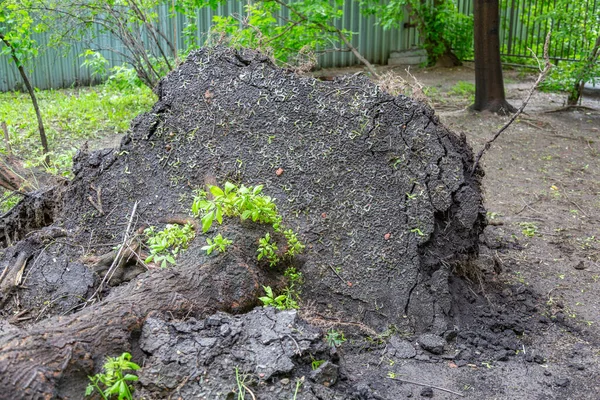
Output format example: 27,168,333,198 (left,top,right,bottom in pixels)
0,154,35,192
0,33,50,163
472,0,516,114
567,34,600,105
0,251,281,398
